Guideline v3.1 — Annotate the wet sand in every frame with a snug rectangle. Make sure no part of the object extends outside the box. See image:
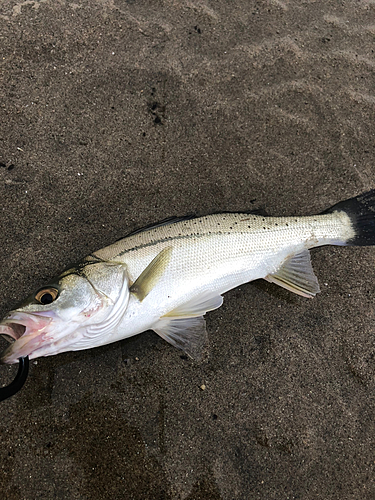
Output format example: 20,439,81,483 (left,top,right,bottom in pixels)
0,1,374,498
